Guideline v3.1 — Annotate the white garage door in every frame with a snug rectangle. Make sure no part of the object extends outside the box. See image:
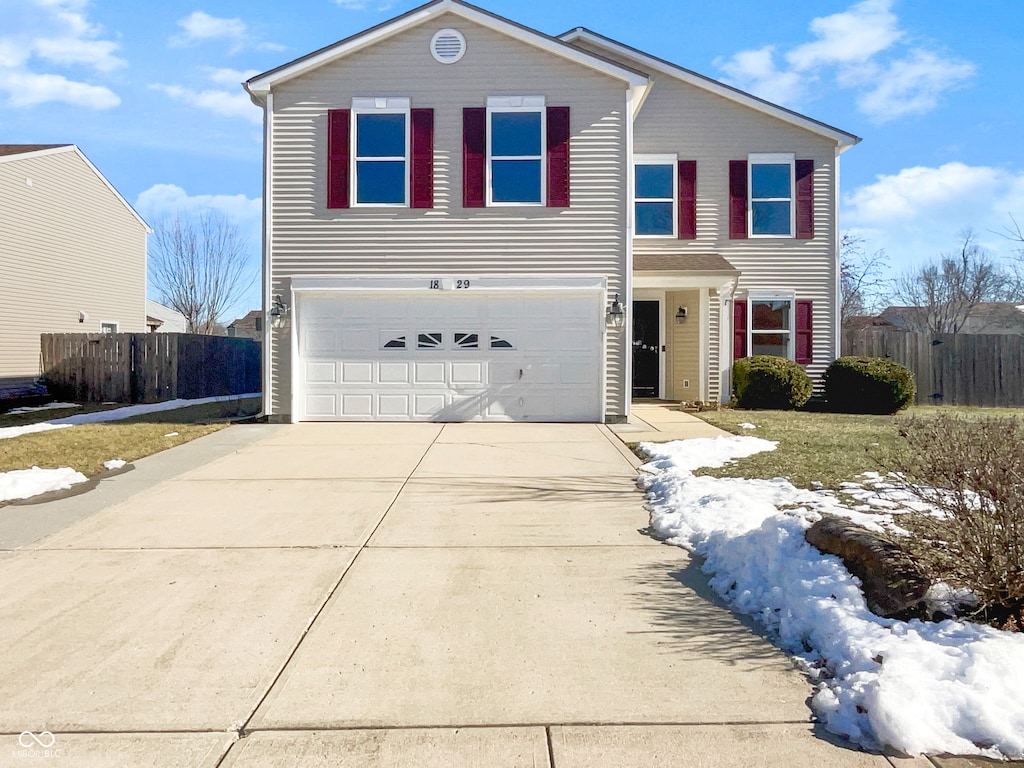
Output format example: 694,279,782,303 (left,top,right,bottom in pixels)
295,289,603,422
